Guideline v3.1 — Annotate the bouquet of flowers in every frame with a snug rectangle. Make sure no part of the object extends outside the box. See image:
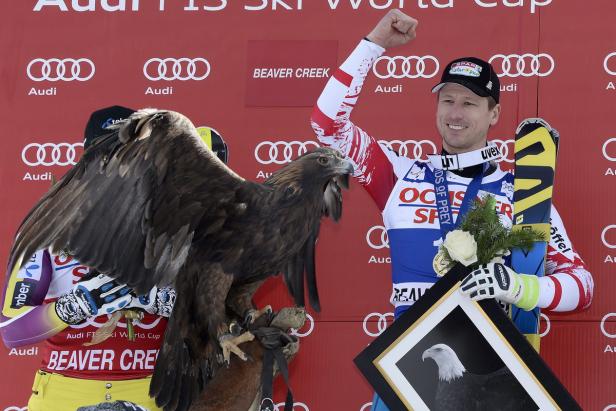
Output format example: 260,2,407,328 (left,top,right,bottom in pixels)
432,195,545,276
